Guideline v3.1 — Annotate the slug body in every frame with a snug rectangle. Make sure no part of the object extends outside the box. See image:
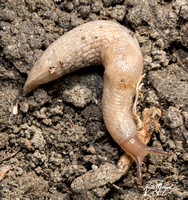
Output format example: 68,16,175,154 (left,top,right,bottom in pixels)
23,21,171,182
